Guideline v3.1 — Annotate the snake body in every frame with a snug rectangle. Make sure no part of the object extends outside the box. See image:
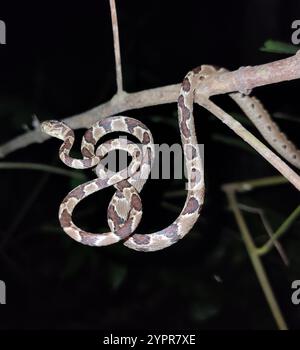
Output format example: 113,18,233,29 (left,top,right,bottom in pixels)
41,65,300,252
